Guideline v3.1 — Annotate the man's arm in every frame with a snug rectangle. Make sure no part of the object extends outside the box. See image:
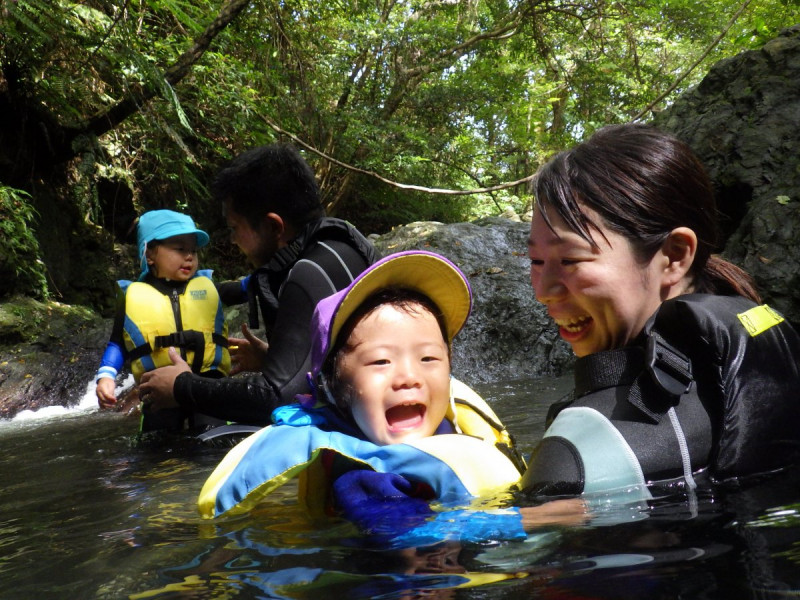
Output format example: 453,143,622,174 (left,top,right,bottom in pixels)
216,277,249,306
161,238,373,424
173,370,279,426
